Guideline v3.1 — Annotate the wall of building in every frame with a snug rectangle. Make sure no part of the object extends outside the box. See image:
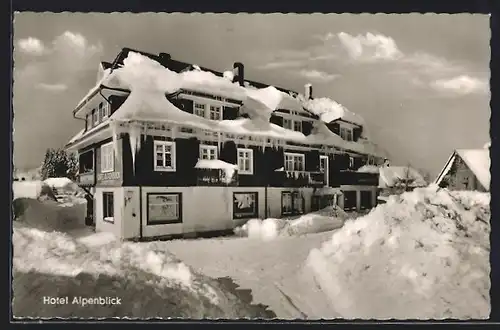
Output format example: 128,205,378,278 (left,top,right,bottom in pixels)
443,157,485,192
94,187,124,238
